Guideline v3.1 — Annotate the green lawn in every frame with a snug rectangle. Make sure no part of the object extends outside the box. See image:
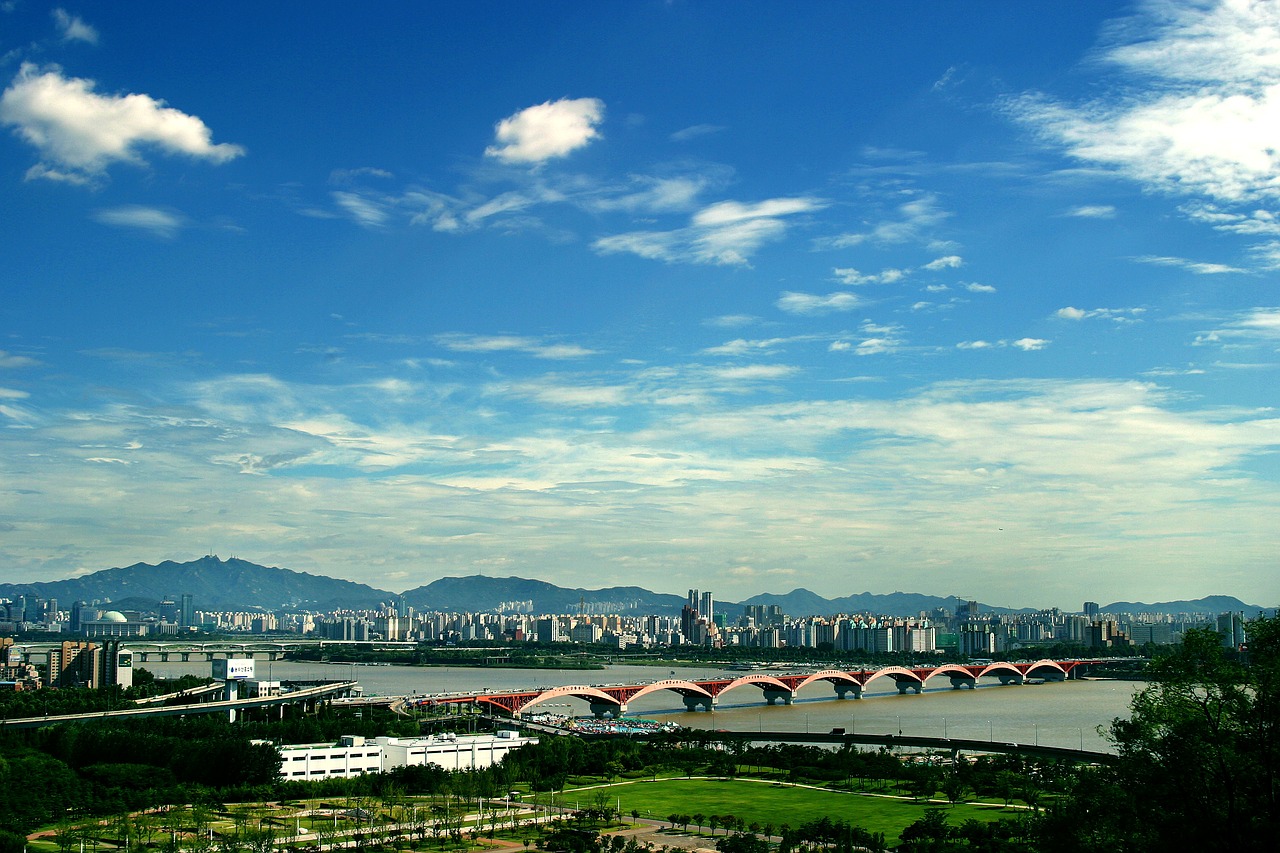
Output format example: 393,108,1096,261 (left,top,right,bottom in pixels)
570,778,1021,845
